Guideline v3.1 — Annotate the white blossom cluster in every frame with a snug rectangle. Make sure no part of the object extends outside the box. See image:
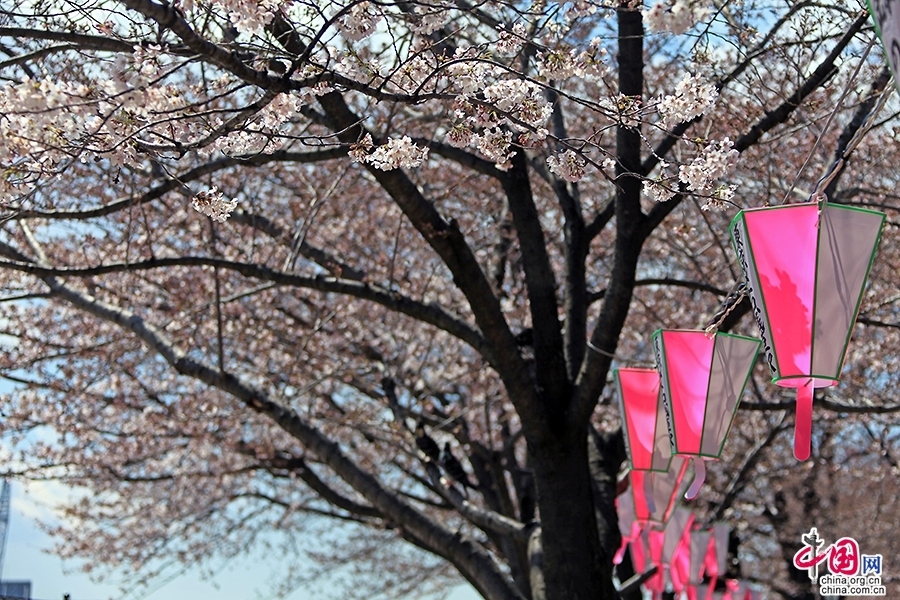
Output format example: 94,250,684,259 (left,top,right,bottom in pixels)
643,0,712,34
565,0,597,19
702,184,737,211
678,138,739,193
407,6,446,36
443,73,554,168
0,49,310,205
200,91,305,157
643,178,677,203
191,187,238,222
547,150,587,182
337,1,383,41
475,128,516,165
446,48,498,94
0,79,92,162
657,73,718,128
257,92,305,129
131,44,168,83
496,23,527,55
0,78,111,202
180,0,282,34
482,79,553,128
350,134,429,170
